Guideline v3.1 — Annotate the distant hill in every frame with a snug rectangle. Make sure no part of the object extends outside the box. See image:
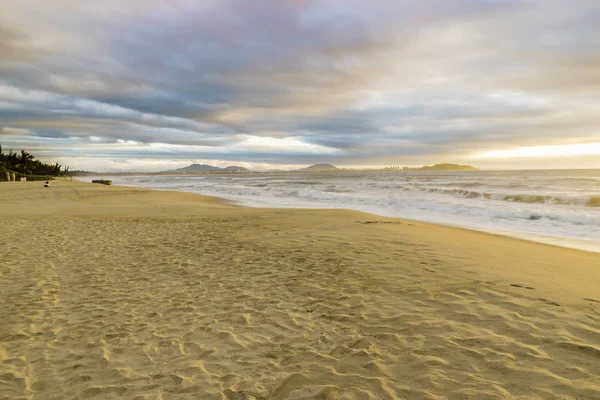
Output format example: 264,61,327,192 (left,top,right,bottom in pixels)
171,164,250,173
416,163,478,171
167,162,476,174
223,166,250,173
297,163,339,172
173,164,220,173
